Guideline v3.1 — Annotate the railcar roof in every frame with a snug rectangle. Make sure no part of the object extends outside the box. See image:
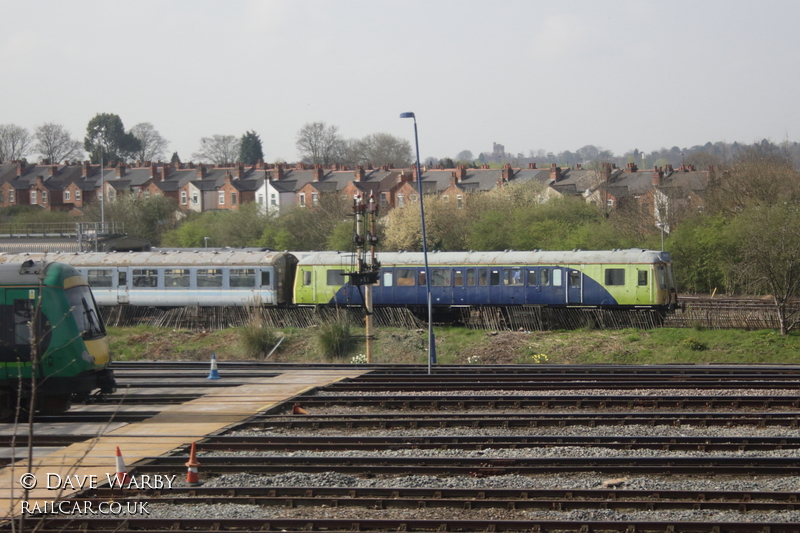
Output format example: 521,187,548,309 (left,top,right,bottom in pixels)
297,249,670,266
0,261,78,286
0,250,290,268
